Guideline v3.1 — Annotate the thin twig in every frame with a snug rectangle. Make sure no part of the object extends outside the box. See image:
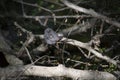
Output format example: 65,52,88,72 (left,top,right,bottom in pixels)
14,0,53,14
61,0,120,28
24,47,33,63
23,15,91,19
